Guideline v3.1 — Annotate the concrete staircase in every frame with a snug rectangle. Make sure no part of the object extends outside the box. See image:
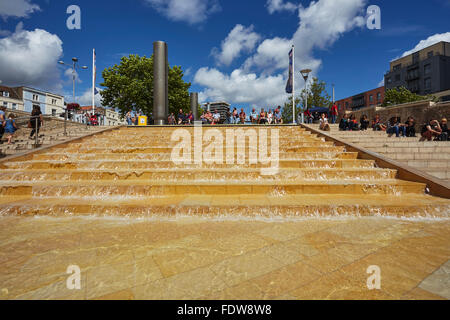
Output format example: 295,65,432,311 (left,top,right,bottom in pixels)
305,124,450,184
0,126,449,219
0,123,112,158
